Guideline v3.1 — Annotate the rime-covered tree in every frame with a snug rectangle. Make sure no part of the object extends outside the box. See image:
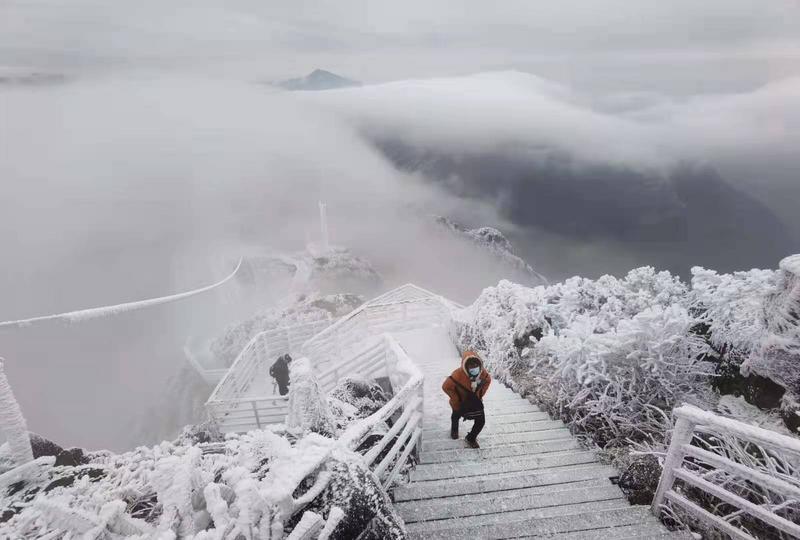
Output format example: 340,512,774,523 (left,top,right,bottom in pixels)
286,357,336,437
0,358,33,466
